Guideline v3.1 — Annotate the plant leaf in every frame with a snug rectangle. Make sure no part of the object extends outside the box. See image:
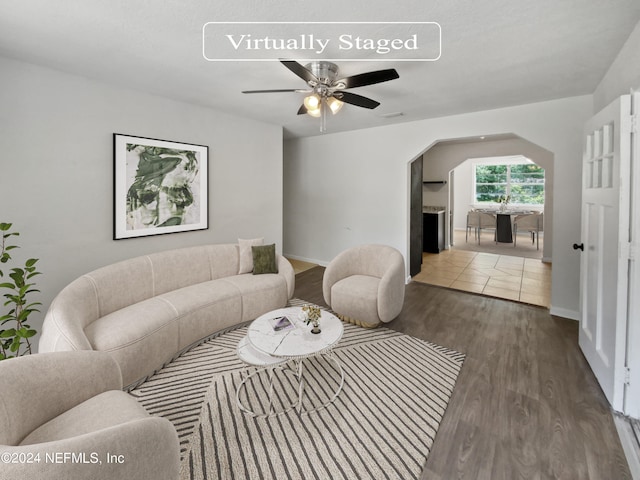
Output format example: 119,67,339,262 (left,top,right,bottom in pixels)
25,258,38,267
